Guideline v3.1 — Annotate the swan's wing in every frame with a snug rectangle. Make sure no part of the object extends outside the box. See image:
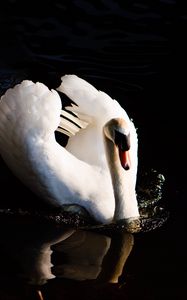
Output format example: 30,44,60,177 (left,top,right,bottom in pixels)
57,75,129,124
0,81,87,205
0,79,87,143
